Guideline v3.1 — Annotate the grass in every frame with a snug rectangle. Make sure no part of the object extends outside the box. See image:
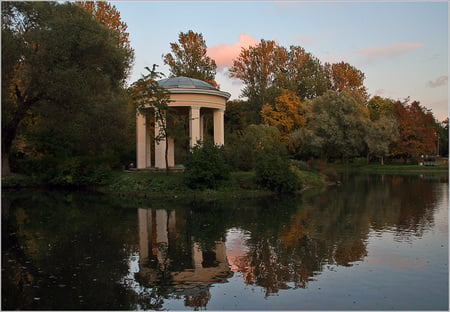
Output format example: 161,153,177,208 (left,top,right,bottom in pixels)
97,169,327,198
330,162,448,174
